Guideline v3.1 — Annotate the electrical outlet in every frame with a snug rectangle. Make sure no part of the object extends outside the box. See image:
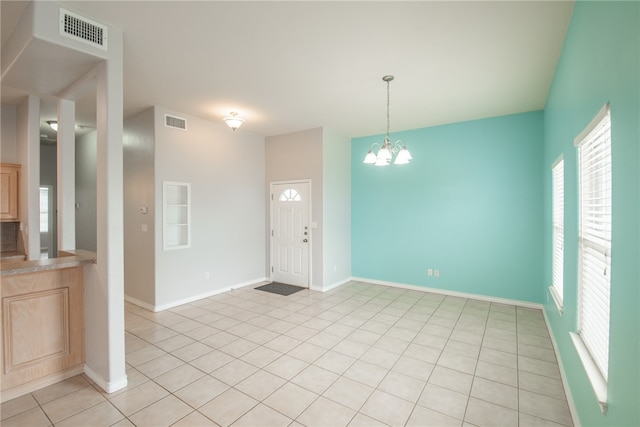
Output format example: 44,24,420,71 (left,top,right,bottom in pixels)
435,269,440,277
427,269,433,276
204,272,210,280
